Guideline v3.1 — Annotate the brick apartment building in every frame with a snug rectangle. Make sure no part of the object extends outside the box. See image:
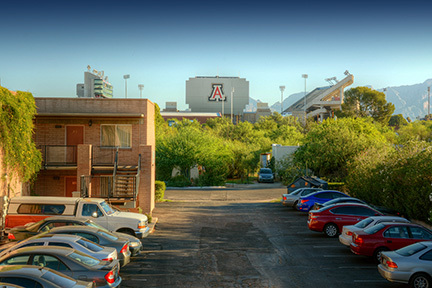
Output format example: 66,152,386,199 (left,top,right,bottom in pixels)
33,98,156,214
